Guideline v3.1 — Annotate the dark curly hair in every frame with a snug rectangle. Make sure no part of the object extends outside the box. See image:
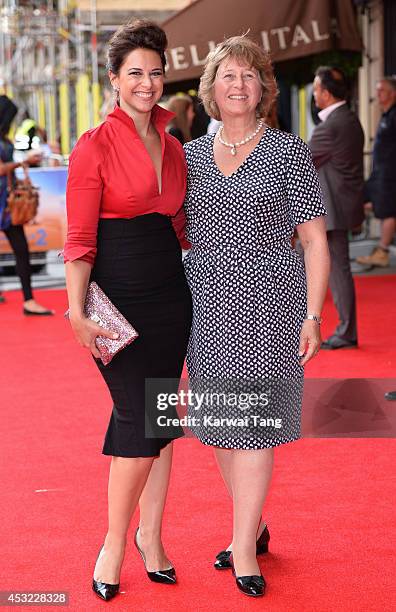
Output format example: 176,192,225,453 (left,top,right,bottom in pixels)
106,19,167,75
